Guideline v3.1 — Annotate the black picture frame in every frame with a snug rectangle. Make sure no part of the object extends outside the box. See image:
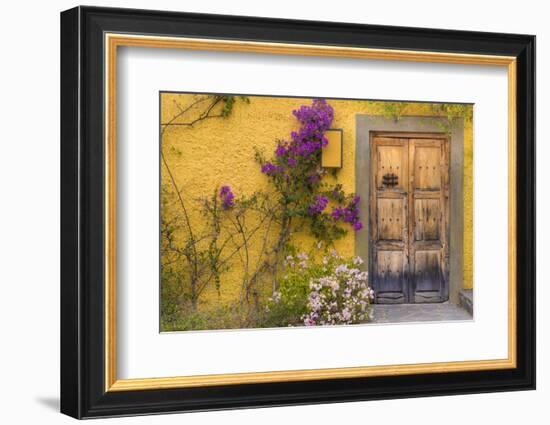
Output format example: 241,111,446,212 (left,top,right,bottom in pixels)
61,5,535,419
